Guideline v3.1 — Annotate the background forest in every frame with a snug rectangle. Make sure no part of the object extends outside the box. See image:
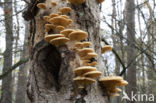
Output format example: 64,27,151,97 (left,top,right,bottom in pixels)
0,0,155,103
